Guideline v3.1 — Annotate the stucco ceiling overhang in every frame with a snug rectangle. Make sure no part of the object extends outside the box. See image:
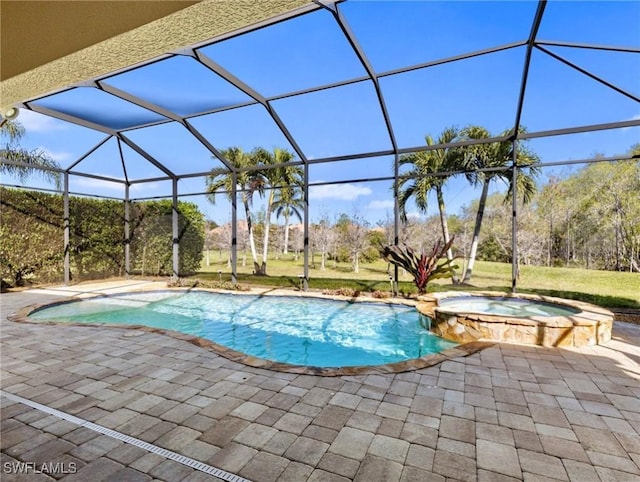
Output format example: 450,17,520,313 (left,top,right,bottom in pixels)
0,0,314,109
